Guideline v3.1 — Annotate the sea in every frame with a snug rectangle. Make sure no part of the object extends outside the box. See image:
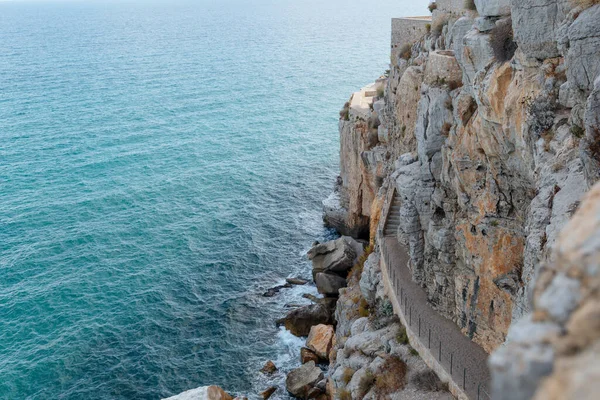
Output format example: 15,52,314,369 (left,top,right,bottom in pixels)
0,0,427,398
